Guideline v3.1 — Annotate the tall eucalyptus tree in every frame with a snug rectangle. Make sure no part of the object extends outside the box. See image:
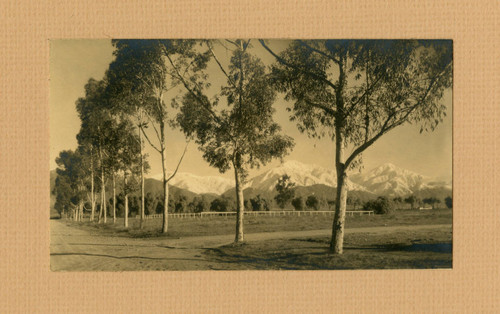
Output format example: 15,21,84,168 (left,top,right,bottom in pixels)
174,40,294,242
109,40,193,233
260,39,452,253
